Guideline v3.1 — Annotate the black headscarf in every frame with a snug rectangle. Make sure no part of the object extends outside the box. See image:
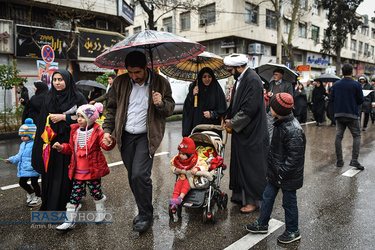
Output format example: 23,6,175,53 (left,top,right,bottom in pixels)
48,69,82,113
182,67,227,137
34,80,48,95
